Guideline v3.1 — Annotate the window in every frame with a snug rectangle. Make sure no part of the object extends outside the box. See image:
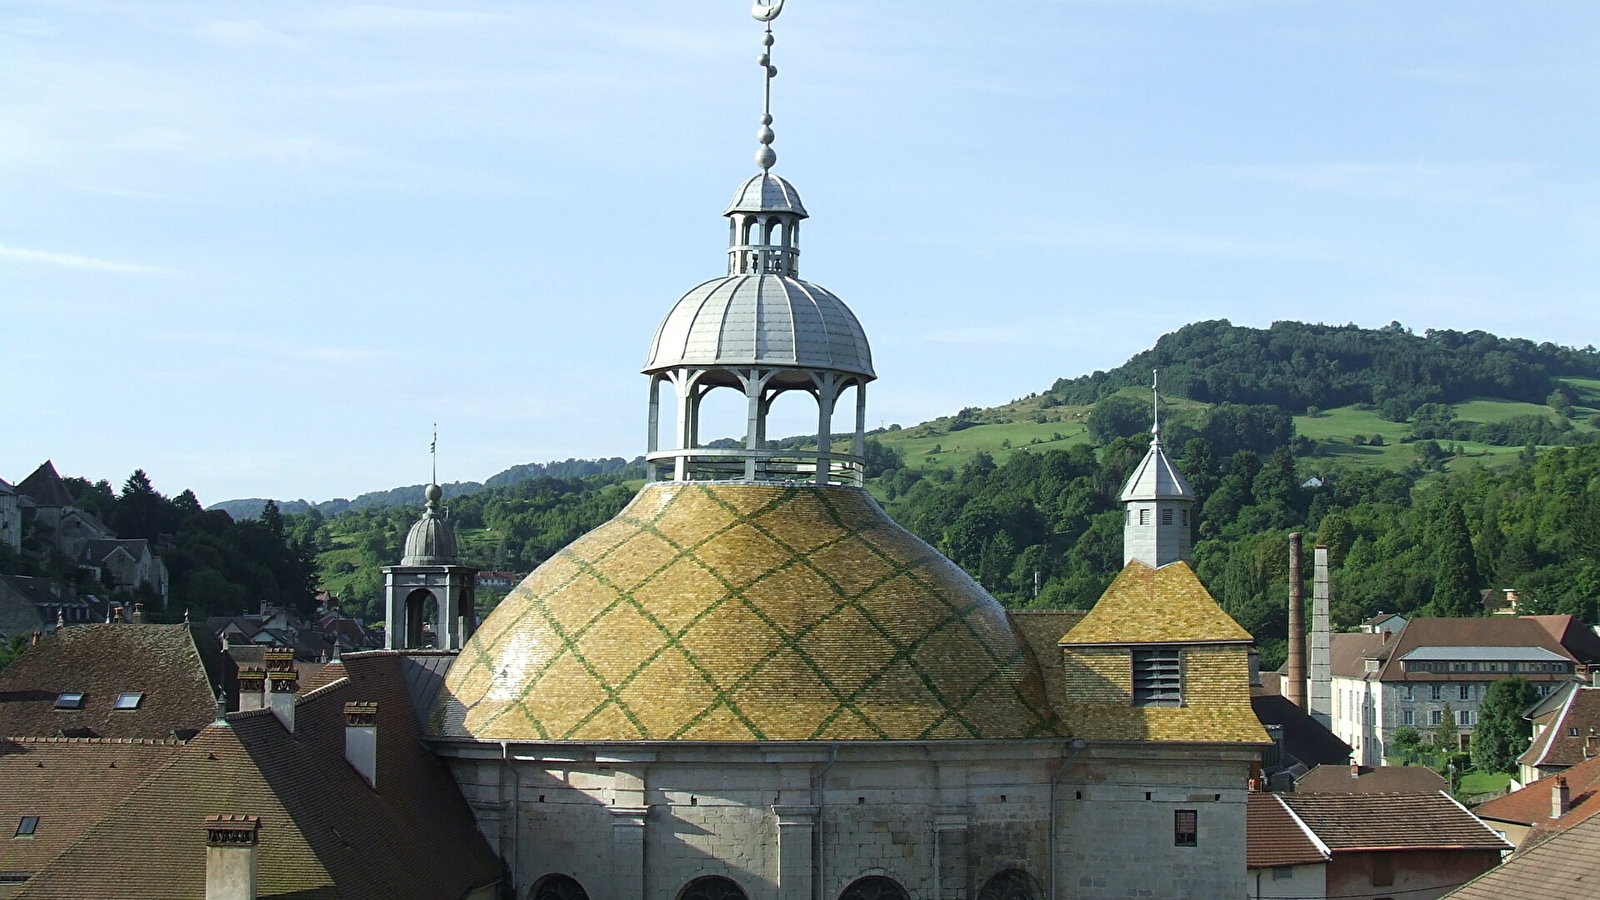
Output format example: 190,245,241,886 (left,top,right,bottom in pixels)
1431,709,1443,726
1139,508,1150,526
1181,509,1189,527
531,875,589,900
1174,809,1198,847
113,692,144,711
15,817,38,837
1431,685,1443,701
53,692,85,710
1571,727,1581,737
1403,685,1415,701
1459,709,1473,727
1271,867,1293,881
976,870,1036,900
1403,709,1415,726
1460,684,1472,702
840,876,911,900
1365,658,1380,673
1161,507,1173,526
1132,648,1182,707
678,876,748,900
